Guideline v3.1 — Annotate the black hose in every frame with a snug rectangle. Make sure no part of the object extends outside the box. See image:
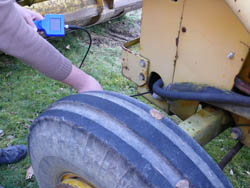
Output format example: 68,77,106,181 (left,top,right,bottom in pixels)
153,79,250,107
